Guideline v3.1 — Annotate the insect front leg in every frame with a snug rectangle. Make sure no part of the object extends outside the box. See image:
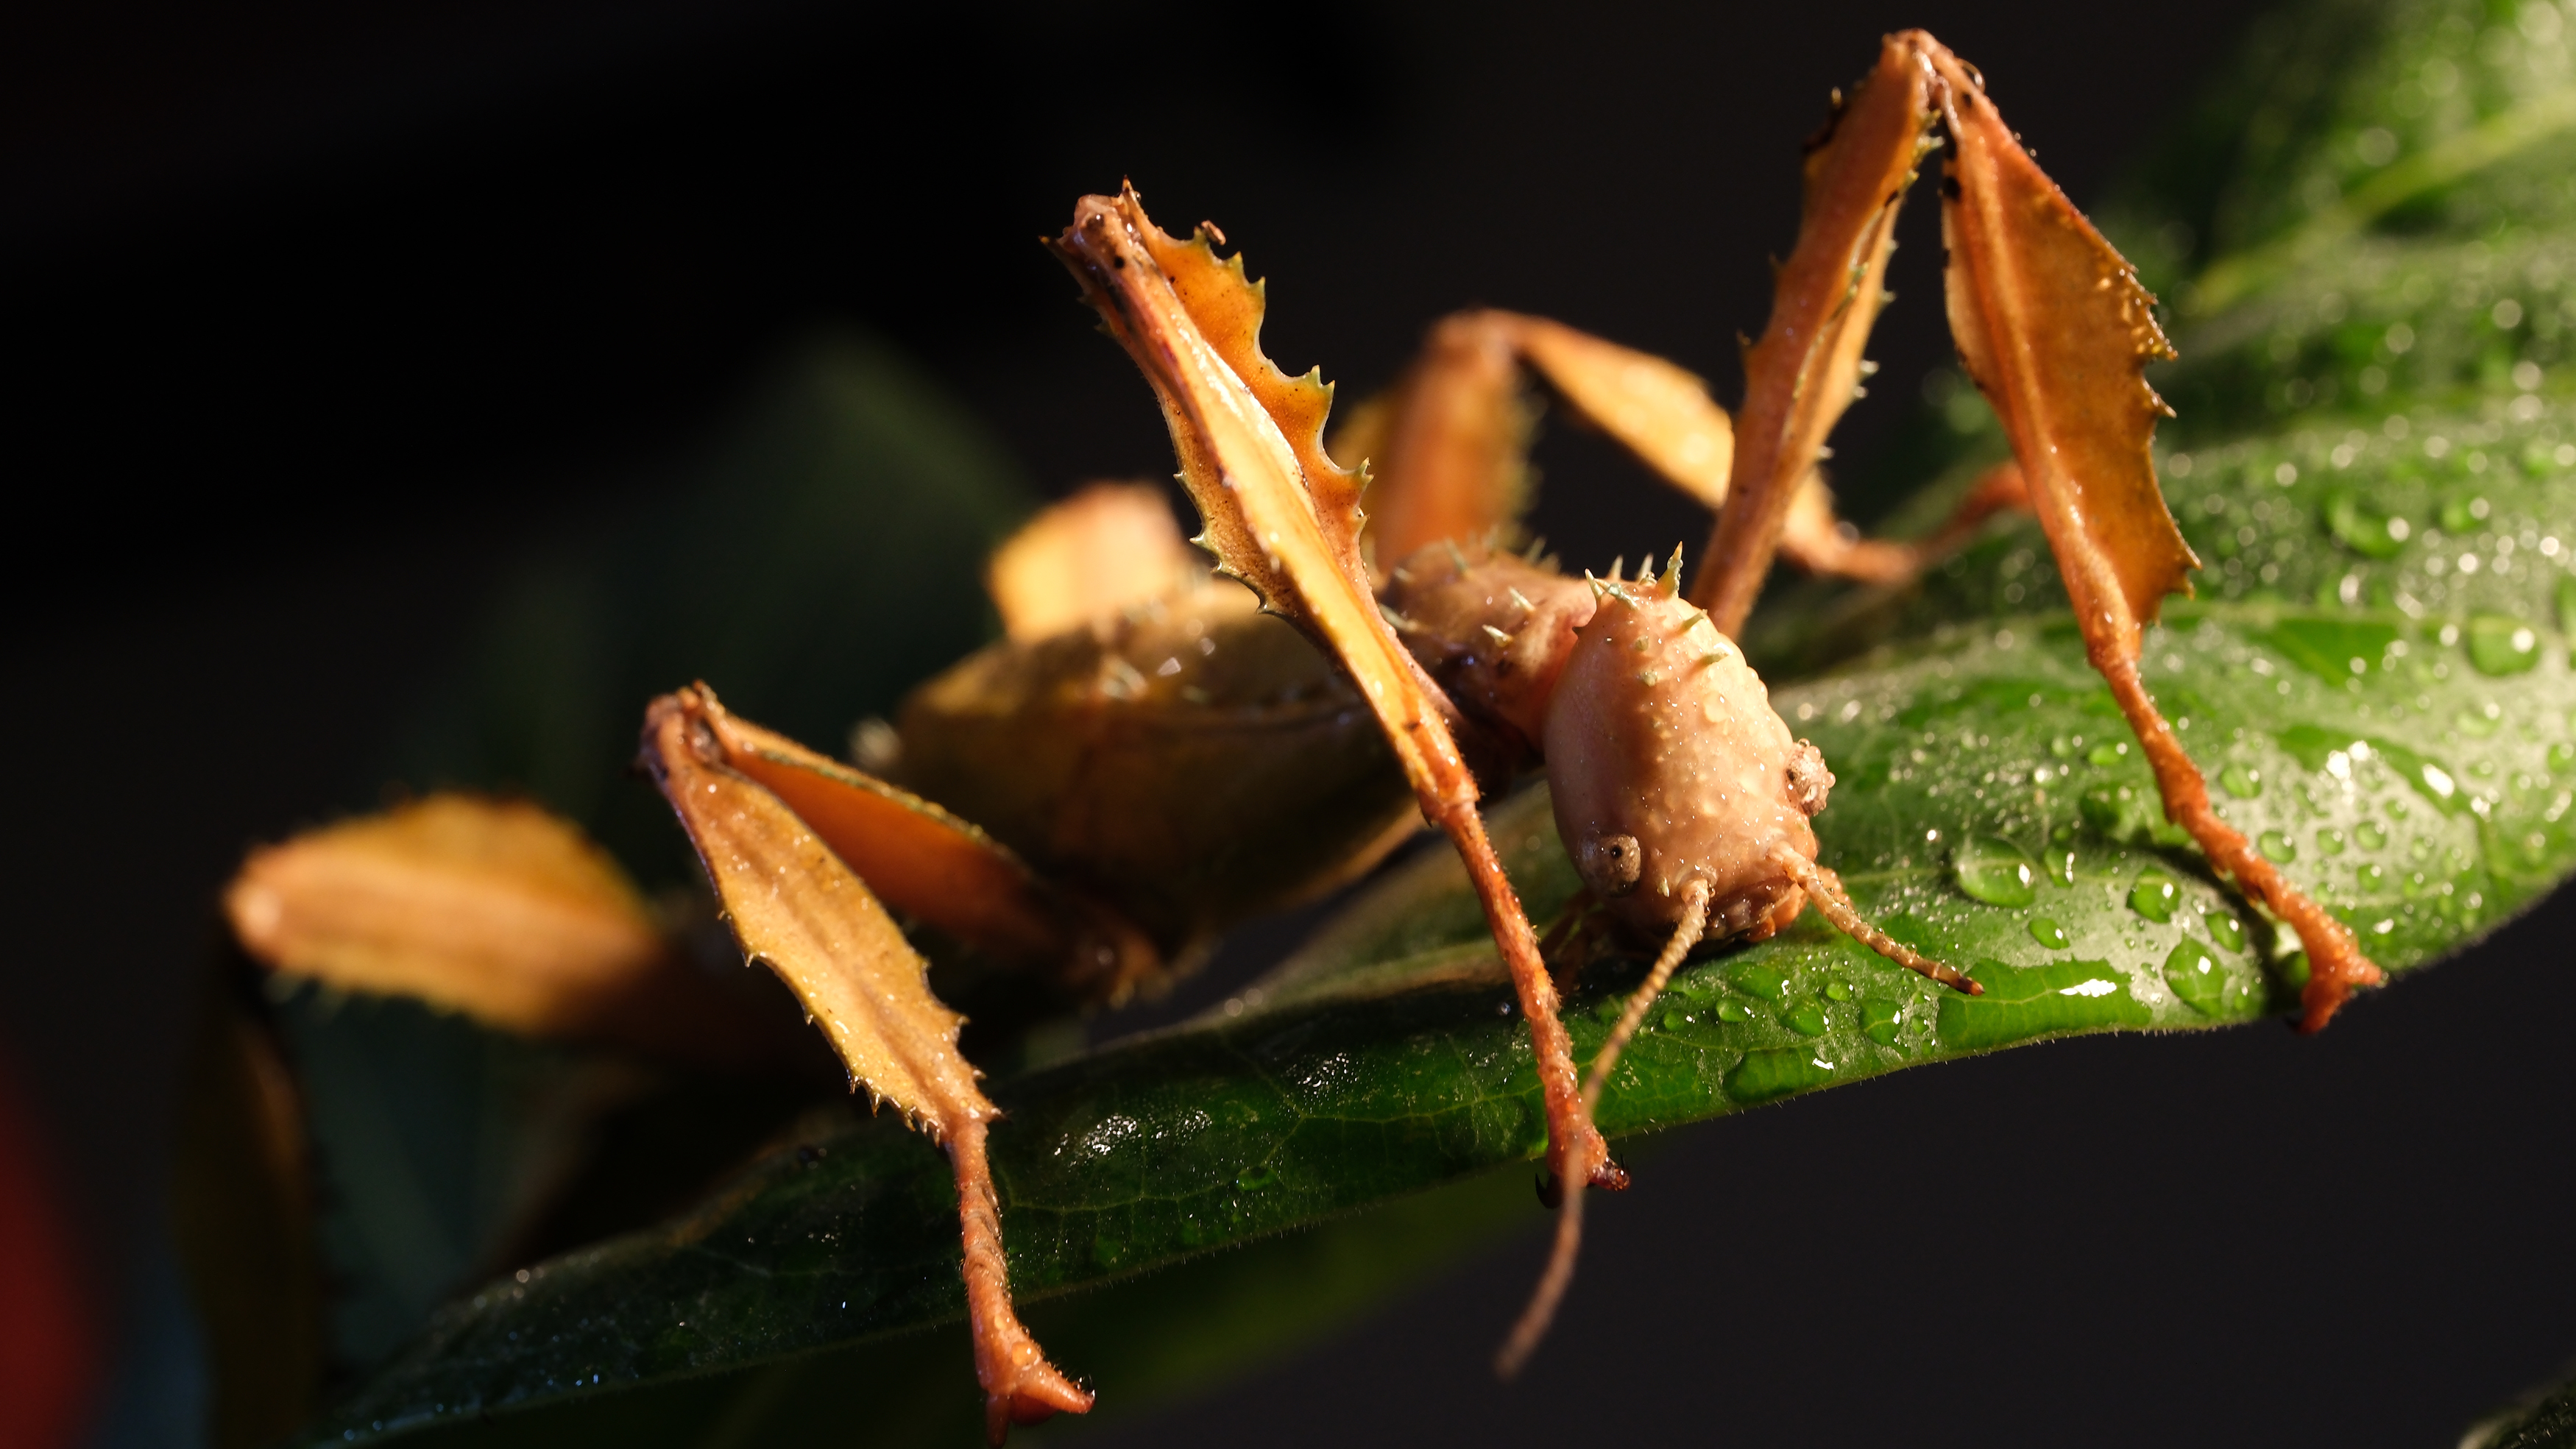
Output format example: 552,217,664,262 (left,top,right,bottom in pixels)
1048,189,1620,1205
